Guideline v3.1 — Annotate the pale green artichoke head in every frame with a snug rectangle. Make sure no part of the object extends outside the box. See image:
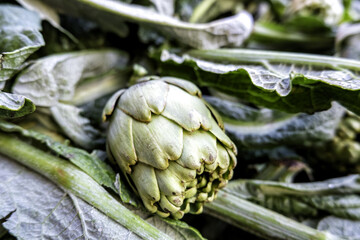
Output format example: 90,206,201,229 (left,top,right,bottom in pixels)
286,0,344,26
103,76,237,219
